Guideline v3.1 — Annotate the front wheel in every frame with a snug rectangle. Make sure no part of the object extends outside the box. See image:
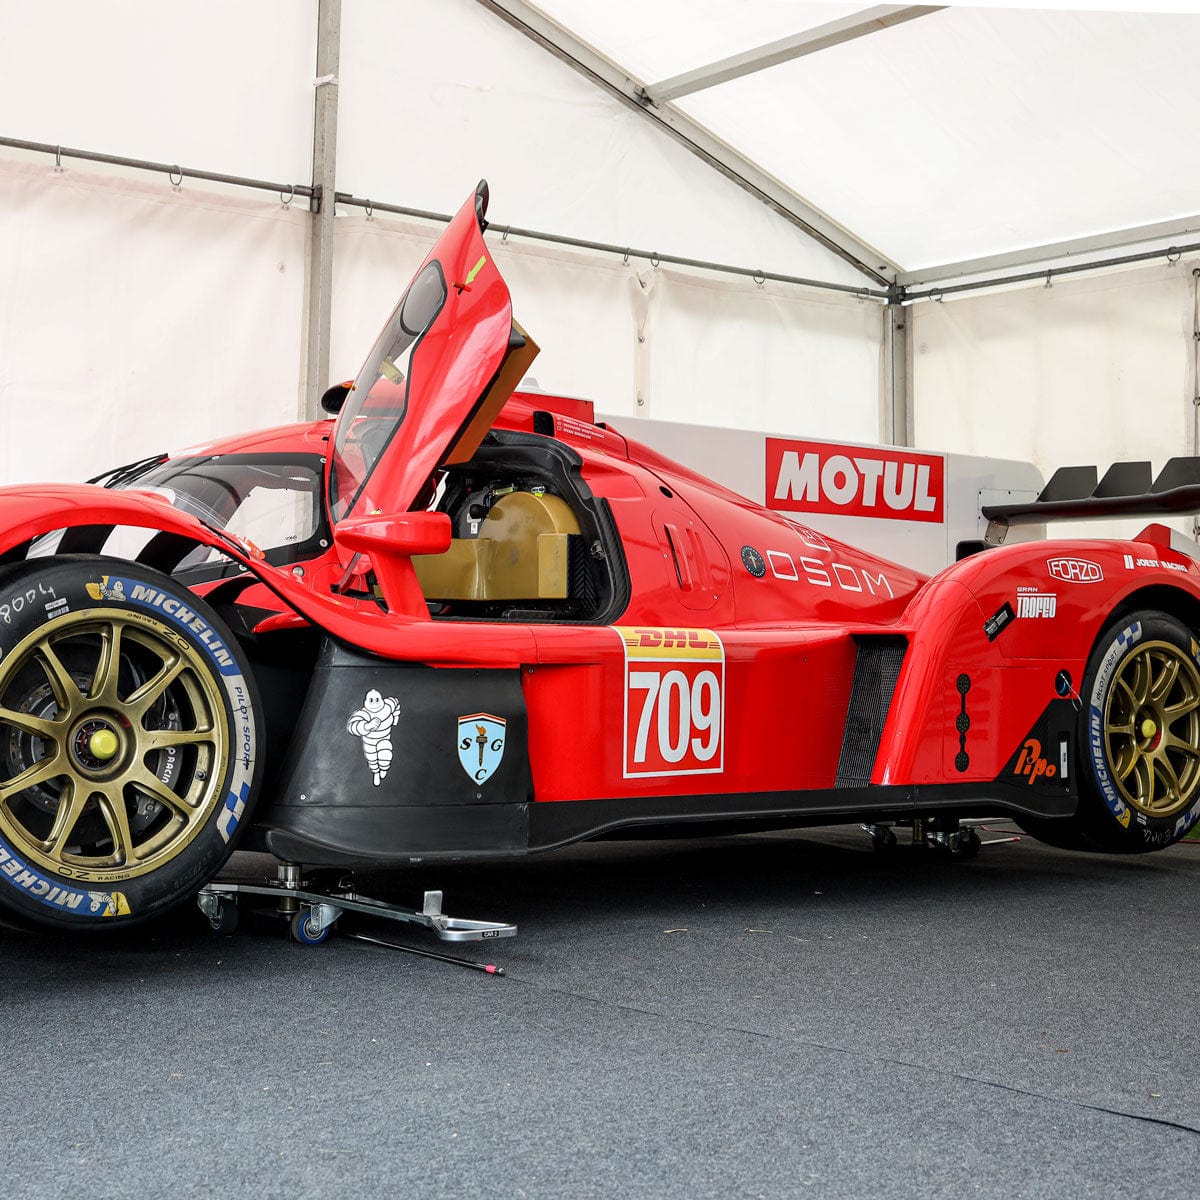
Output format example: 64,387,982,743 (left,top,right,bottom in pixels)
1074,610,1200,852
0,557,262,928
